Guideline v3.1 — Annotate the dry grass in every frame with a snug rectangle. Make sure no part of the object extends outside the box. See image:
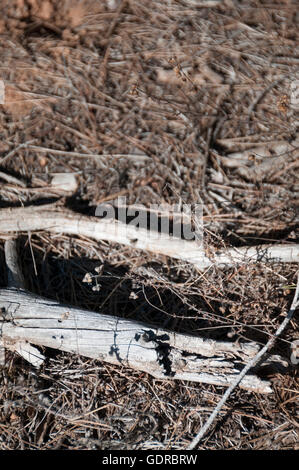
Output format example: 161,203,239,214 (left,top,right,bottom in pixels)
0,0,298,450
